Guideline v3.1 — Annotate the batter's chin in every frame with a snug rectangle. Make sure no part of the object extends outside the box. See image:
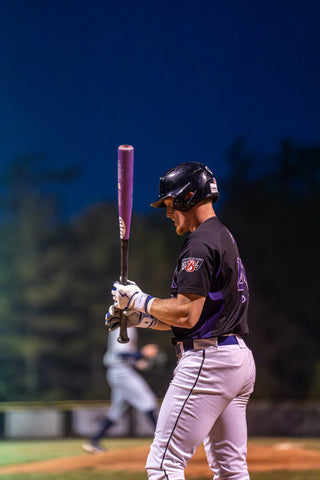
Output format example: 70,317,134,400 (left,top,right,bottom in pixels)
176,226,184,236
